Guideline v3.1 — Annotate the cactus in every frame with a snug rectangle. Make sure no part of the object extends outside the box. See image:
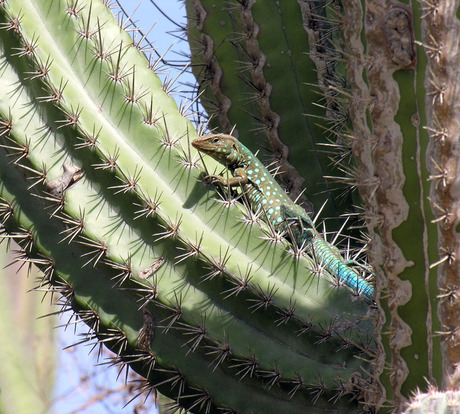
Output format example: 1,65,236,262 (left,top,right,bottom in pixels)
0,245,56,413
2,0,459,412
403,388,460,414
0,0,376,413
185,0,460,412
